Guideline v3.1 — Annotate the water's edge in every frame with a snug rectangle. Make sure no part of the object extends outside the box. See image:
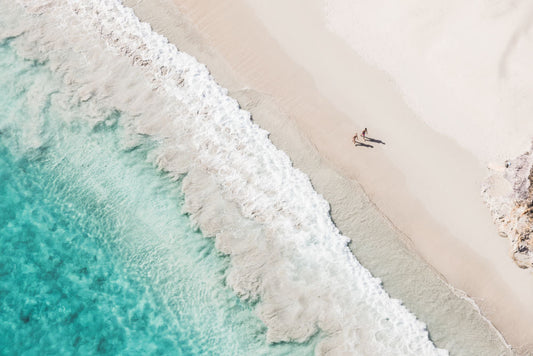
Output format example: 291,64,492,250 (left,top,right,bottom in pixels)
1,0,513,354
122,0,514,354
